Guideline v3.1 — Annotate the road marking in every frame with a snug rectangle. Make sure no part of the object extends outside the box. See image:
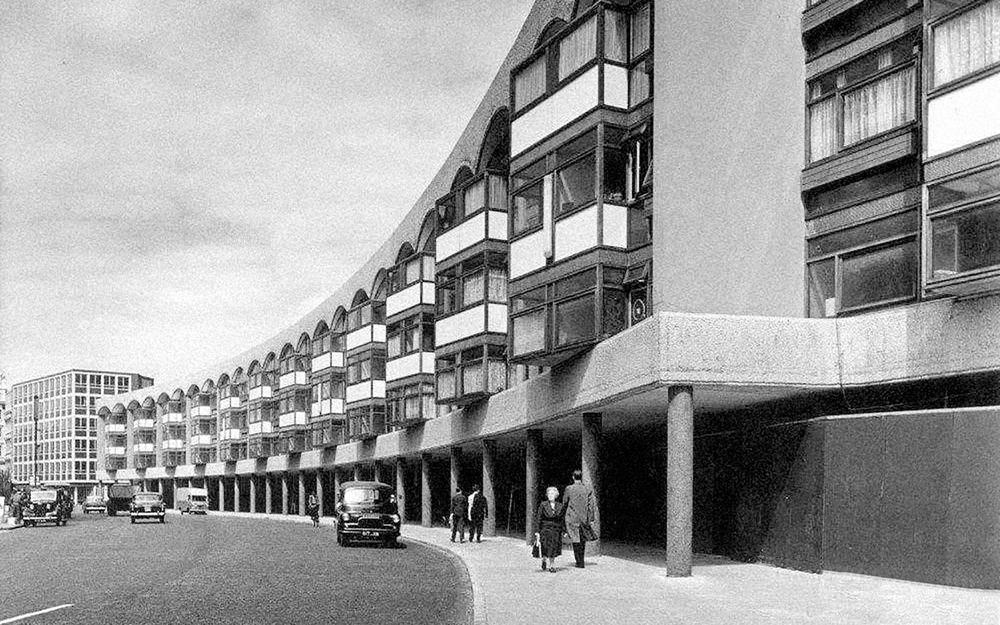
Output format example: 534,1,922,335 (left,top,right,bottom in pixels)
0,604,74,624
